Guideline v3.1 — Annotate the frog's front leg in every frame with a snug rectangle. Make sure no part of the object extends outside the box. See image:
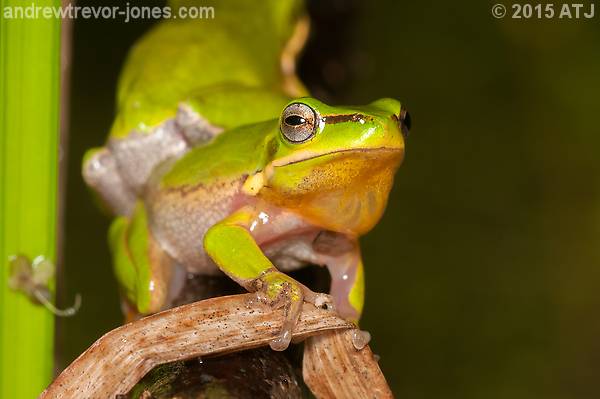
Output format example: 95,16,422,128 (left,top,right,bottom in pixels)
203,206,328,351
